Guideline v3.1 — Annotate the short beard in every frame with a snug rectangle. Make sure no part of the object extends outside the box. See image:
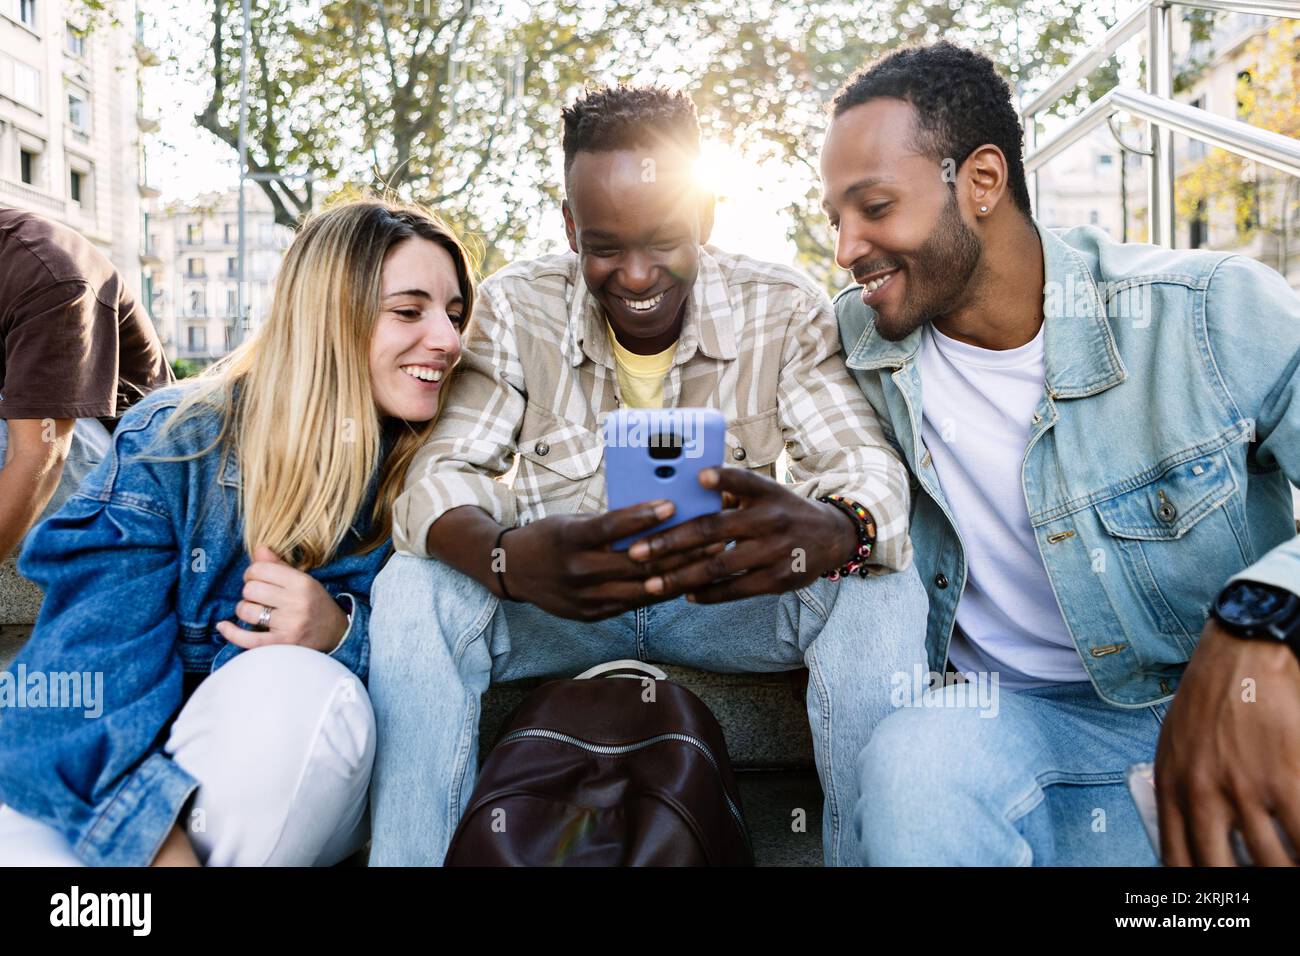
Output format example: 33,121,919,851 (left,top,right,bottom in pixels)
873,191,983,342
